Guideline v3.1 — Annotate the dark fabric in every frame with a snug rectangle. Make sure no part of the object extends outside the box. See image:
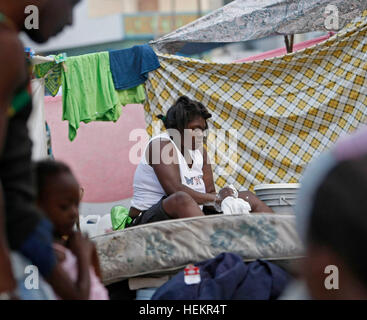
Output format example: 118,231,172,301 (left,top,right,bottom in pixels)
106,280,136,301
19,218,56,277
203,206,221,215
109,44,160,90
0,63,56,275
152,252,291,300
128,196,171,227
0,101,42,249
